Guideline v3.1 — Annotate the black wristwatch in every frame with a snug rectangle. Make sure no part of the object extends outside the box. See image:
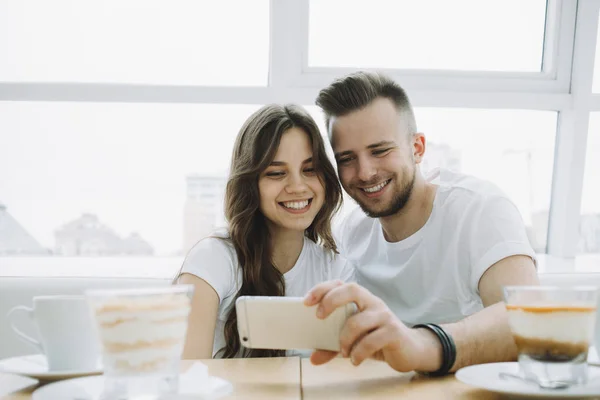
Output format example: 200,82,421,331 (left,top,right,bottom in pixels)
412,323,457,376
